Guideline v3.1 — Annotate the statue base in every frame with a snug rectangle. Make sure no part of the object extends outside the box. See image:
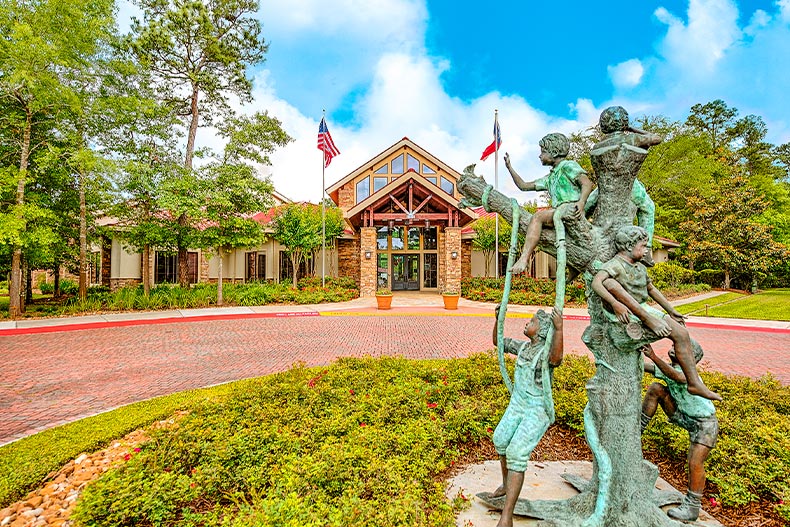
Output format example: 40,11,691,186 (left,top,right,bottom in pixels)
445,461,723,527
